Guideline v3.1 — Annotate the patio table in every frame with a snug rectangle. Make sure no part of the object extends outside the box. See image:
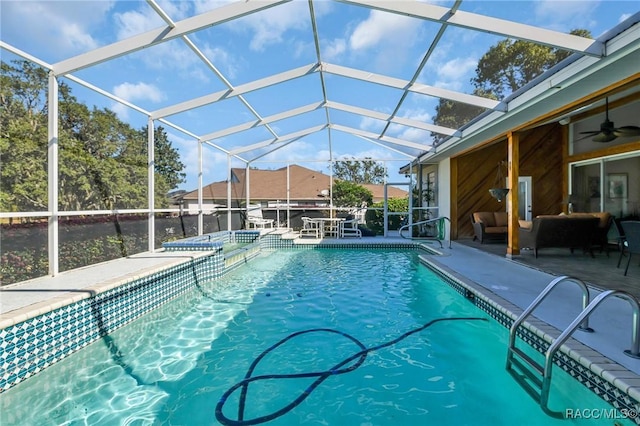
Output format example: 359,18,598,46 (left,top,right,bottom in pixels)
310,217,345,238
